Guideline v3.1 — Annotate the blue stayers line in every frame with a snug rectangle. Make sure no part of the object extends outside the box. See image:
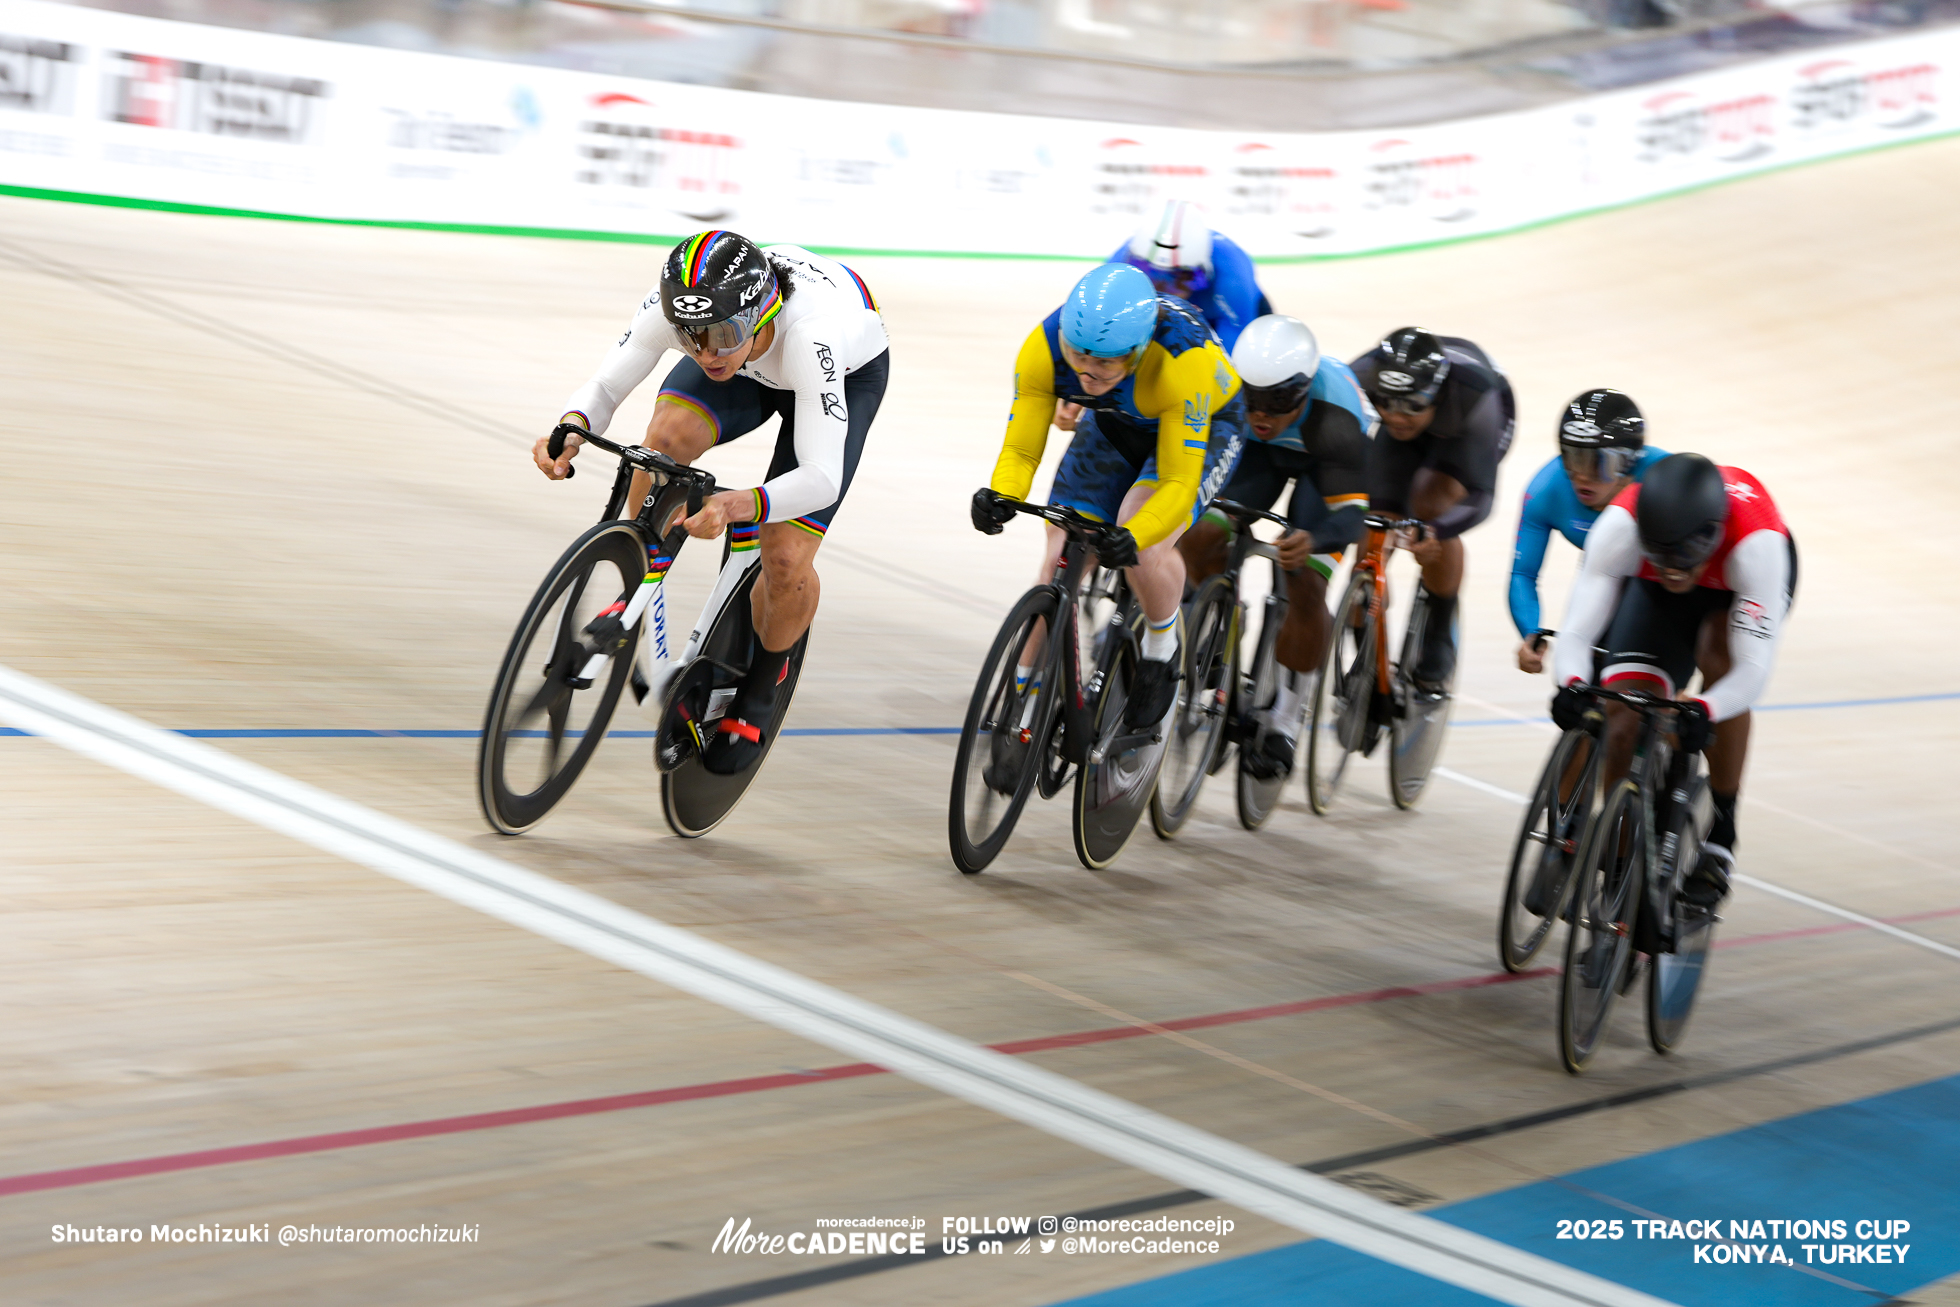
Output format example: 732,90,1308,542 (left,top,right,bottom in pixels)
1,691,1953,740
1052,1073,1960,1307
